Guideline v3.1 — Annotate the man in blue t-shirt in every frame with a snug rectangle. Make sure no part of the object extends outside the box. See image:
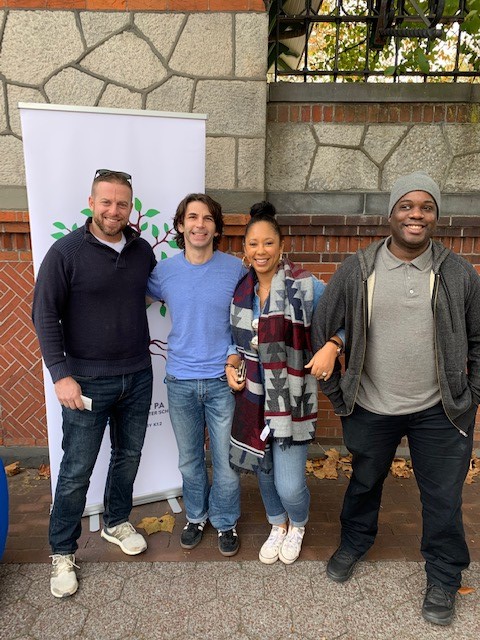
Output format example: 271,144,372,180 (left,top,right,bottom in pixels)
147,194,244,556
